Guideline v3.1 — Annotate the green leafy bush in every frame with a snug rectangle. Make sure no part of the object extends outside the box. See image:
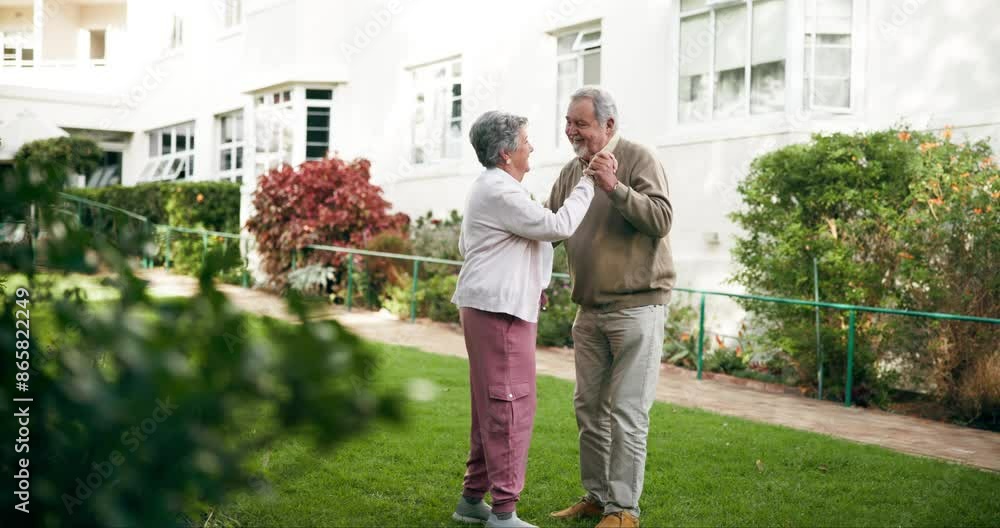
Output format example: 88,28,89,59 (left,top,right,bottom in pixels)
410,210,462,277
731,127,999,417
381,273,458,323
425,274,460,322
537,280,574,347
662,297,705,369
63,181,241,275
64,183,171,225
356,231,412,309
162,183,242,275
